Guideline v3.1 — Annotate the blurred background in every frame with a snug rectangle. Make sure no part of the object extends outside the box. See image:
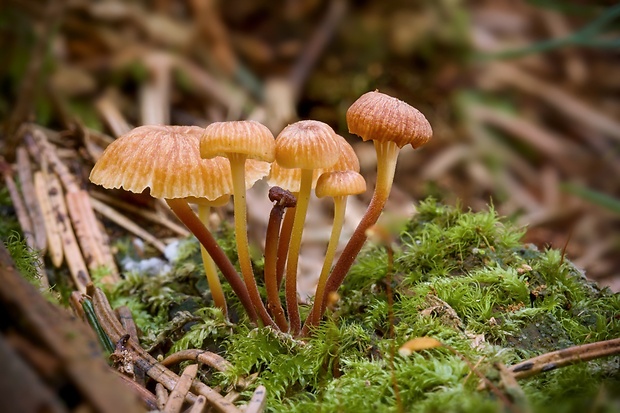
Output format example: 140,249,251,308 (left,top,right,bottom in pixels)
1,0,619,291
